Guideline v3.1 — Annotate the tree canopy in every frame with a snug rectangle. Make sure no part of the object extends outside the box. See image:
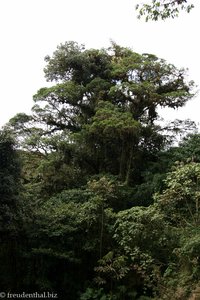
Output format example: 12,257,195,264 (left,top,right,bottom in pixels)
2,41,200,299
